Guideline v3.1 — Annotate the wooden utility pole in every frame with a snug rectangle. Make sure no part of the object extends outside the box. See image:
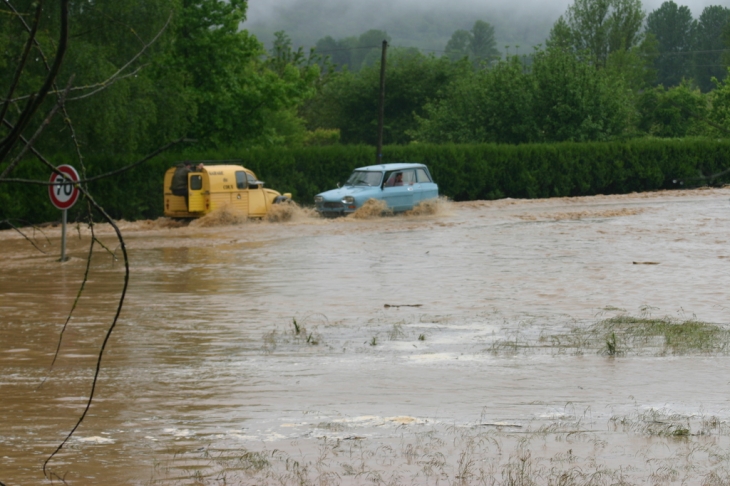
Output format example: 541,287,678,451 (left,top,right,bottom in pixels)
376,40,388,165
